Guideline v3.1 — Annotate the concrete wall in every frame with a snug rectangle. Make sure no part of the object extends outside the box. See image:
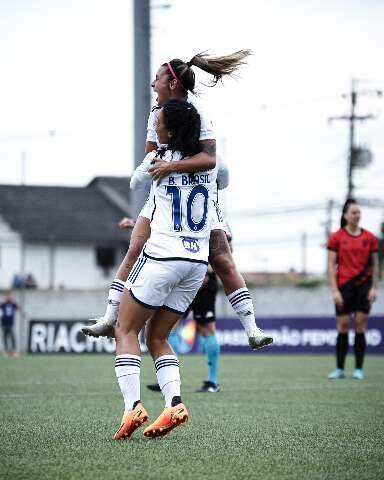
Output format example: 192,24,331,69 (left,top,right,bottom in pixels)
3,285,383,352
0,237,124,290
